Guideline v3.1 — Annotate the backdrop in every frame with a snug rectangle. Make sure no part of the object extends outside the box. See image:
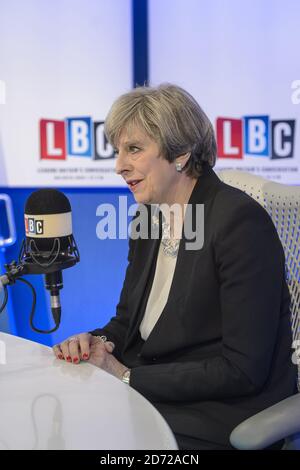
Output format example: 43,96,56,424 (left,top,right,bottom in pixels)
0,0,131,187
149,0,300,183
